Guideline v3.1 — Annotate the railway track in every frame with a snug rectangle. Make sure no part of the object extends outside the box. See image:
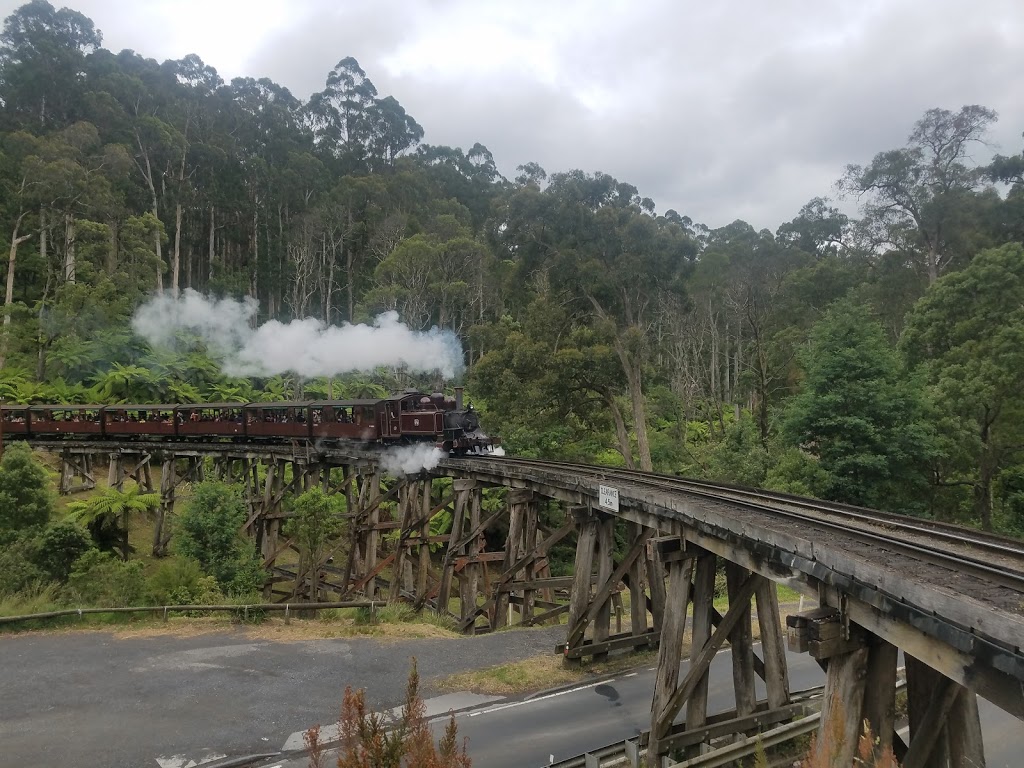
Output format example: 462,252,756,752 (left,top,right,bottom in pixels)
449,456,1024,598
